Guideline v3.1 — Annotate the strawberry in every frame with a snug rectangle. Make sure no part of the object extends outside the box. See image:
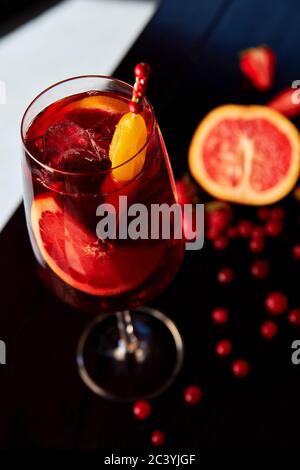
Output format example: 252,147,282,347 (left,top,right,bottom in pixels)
268,87,300,118
175,175,199,205
205,201,232,240
239,45,276,91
